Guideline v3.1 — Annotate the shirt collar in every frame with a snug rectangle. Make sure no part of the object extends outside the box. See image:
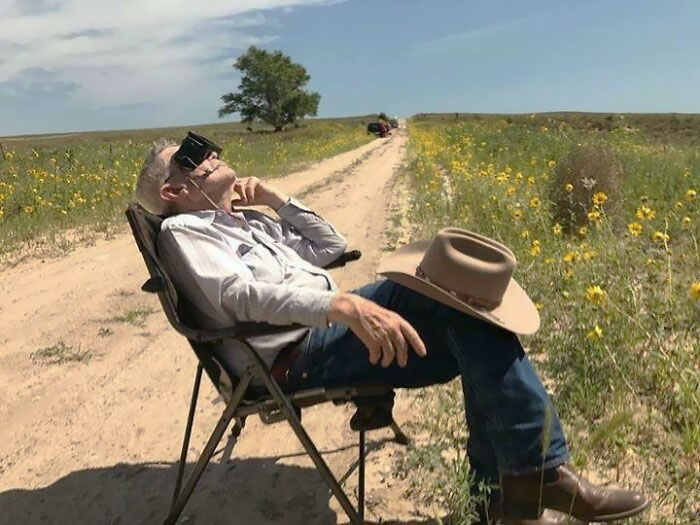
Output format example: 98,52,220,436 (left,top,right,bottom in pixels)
189,208,246,226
